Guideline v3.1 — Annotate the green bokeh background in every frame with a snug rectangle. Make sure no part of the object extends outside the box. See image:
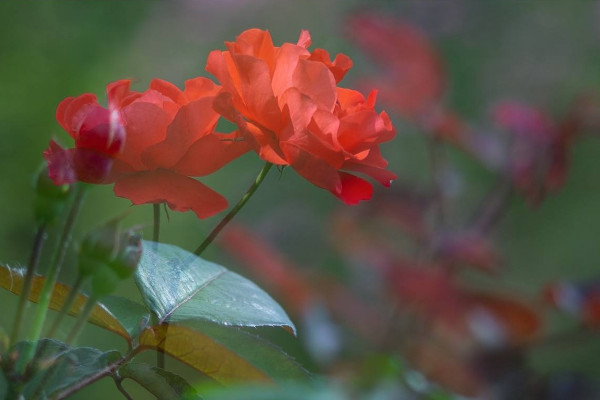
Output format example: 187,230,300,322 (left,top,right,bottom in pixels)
1,1,599,398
